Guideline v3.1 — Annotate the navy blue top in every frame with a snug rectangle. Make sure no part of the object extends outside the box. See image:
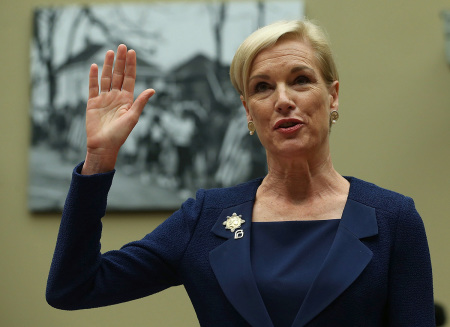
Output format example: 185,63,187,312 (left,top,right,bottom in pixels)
46,163,435,326
251,220,340,327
